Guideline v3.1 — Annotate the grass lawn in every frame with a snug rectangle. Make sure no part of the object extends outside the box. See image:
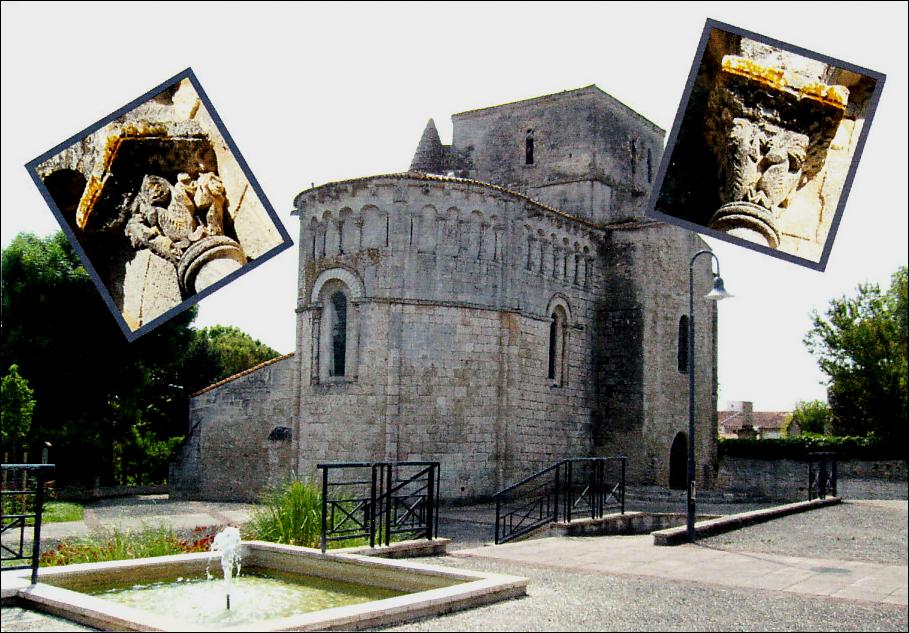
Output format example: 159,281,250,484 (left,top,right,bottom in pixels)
42,502,84,523
2,501,85,524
